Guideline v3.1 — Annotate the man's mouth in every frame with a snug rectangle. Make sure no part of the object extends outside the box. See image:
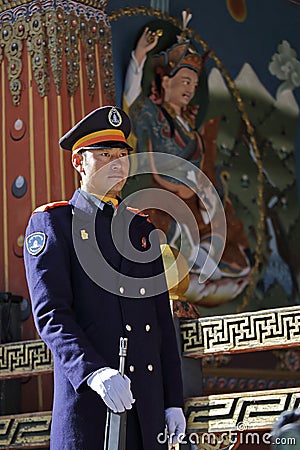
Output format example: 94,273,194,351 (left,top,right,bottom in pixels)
183,93,191,100
108,174,125,180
